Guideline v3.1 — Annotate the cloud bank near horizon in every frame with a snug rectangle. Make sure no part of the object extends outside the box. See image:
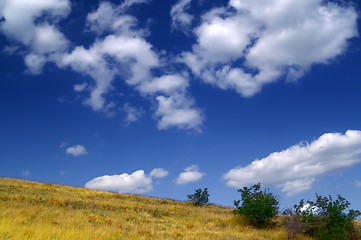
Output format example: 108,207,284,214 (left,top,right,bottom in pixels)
85,168,168,194
85,165,207,194
224,130,361,196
